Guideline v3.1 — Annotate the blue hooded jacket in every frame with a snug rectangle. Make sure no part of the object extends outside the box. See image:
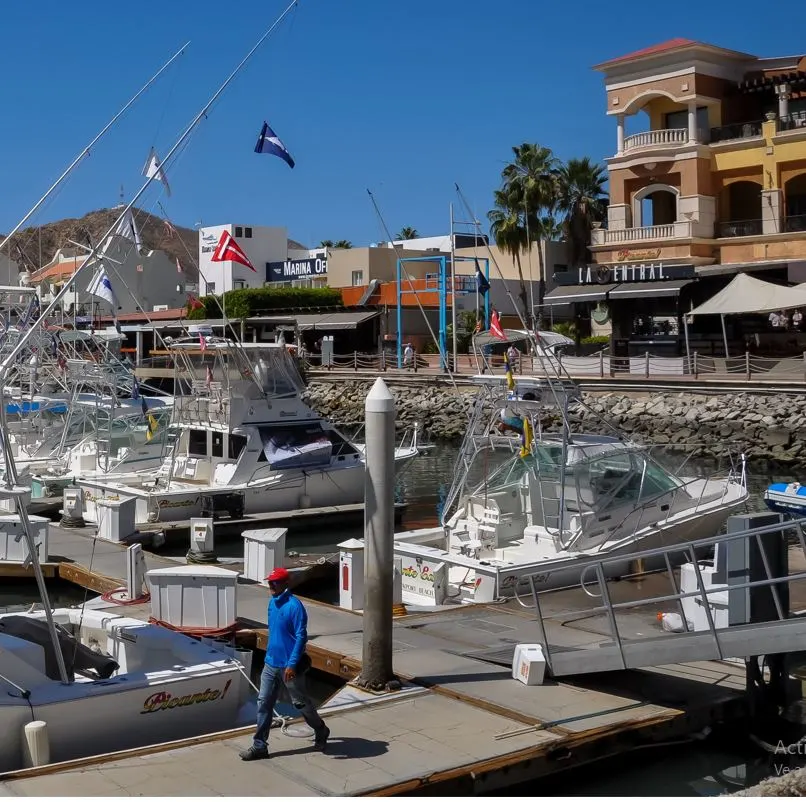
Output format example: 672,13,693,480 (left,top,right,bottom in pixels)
266,589,307,669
